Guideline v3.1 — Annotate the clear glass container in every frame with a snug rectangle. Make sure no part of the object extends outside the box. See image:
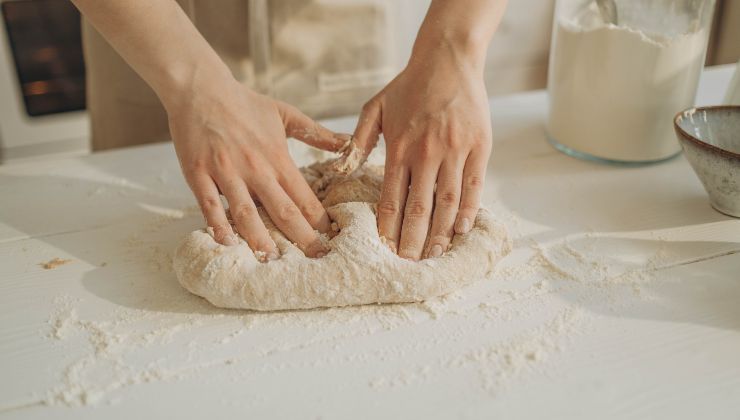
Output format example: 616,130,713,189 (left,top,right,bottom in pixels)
546,0,716,165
